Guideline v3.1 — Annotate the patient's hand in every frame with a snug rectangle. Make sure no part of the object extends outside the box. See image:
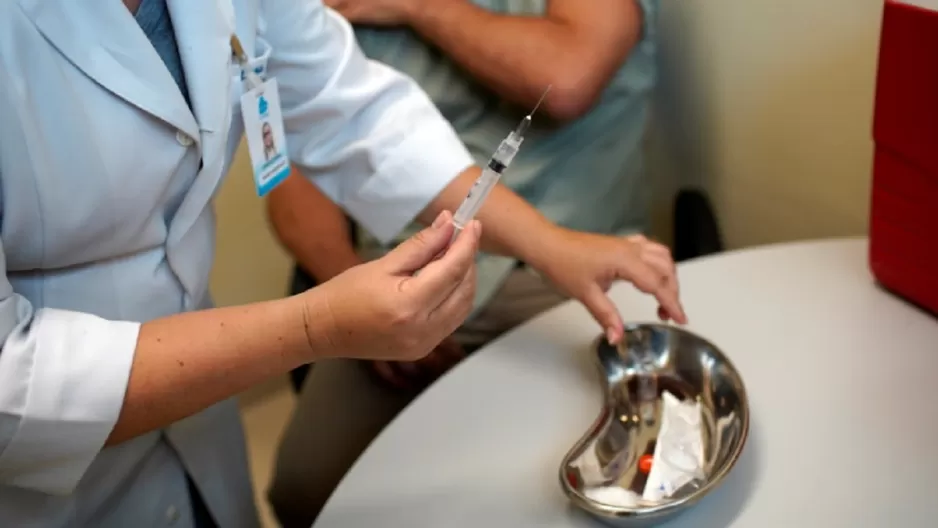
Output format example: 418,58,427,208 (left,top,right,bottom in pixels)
370,336,466,392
